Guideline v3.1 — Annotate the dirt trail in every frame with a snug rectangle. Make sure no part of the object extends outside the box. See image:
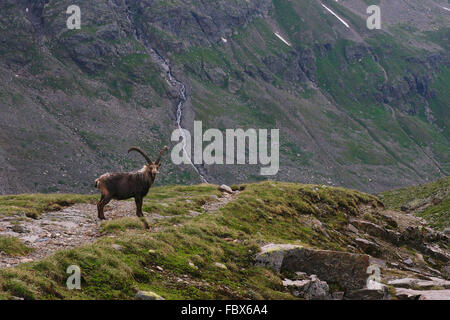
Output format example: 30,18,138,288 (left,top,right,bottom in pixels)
202,191,239,212
0,191,239,269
